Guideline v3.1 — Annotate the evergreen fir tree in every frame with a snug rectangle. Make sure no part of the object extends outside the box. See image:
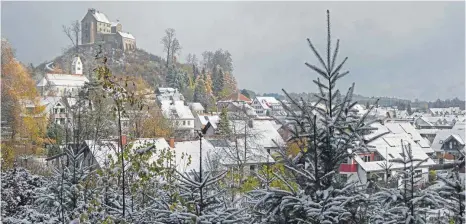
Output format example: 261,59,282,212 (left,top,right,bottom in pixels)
194,78,209,108
217,106,231,136
432,158,465,224
248,10,386,223
371,141,441,224
212,65,225,96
